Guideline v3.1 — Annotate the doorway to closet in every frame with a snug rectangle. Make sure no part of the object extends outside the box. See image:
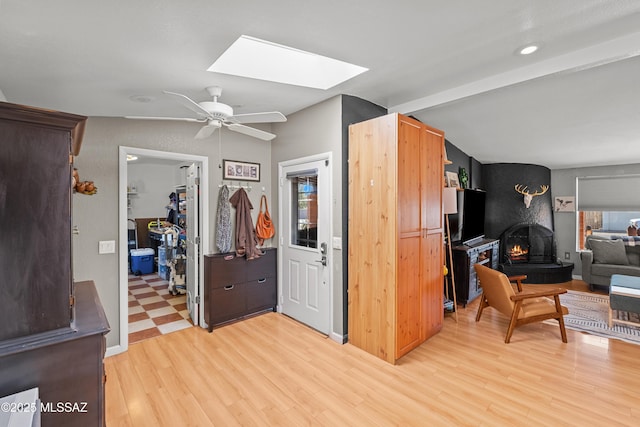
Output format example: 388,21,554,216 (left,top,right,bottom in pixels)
118,147,209,352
